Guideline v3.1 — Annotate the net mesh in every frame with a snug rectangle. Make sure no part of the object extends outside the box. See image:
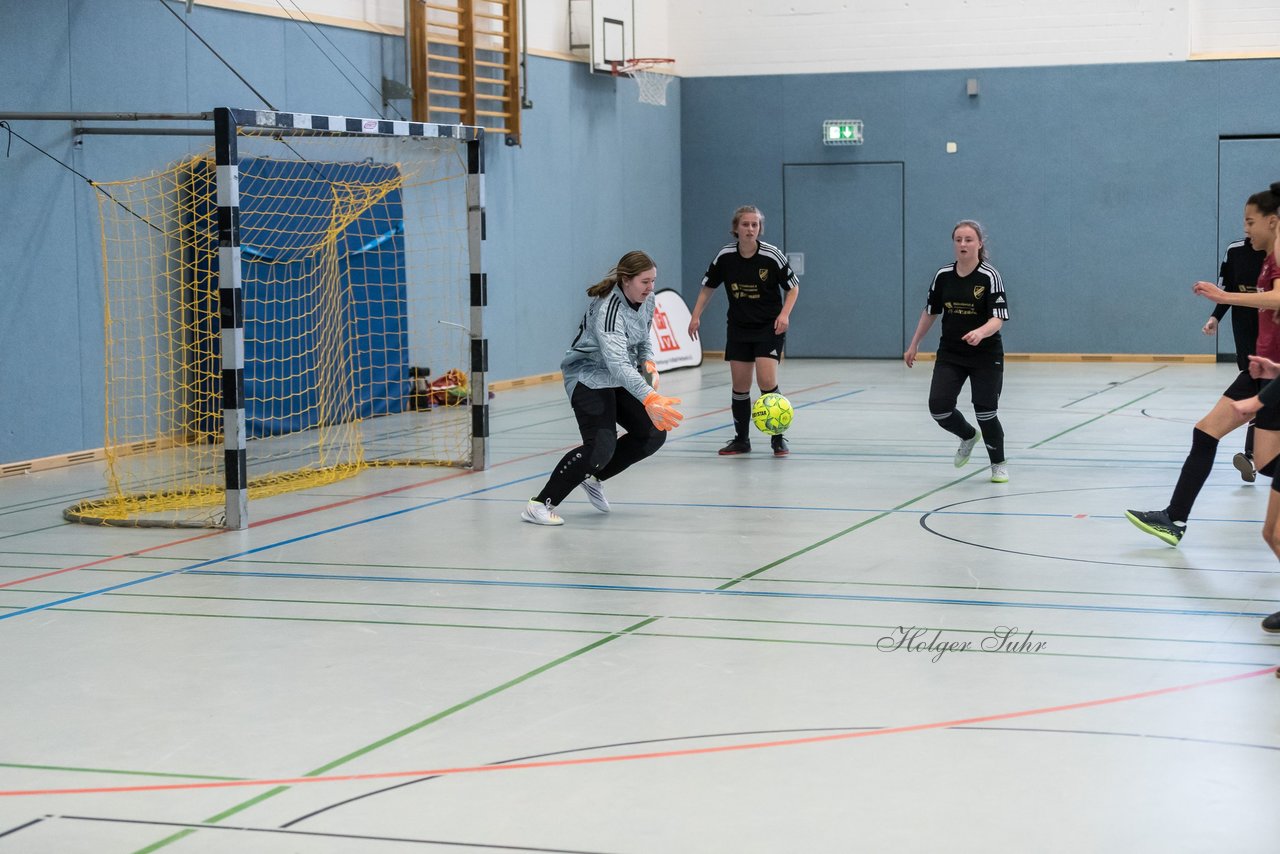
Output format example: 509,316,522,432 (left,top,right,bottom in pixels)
625,60,675,106
68,132,472,527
